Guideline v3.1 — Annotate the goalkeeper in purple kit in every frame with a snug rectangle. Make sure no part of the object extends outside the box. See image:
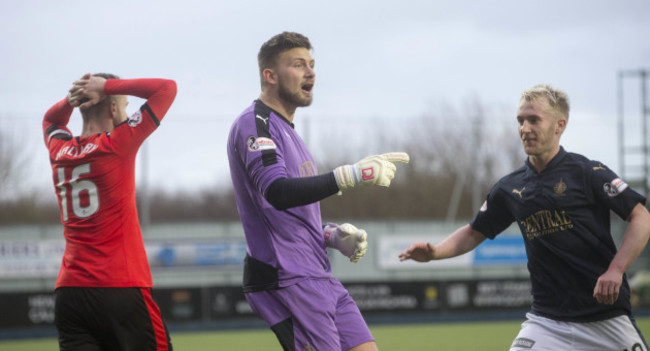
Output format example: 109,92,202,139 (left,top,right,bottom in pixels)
227,31,408,351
